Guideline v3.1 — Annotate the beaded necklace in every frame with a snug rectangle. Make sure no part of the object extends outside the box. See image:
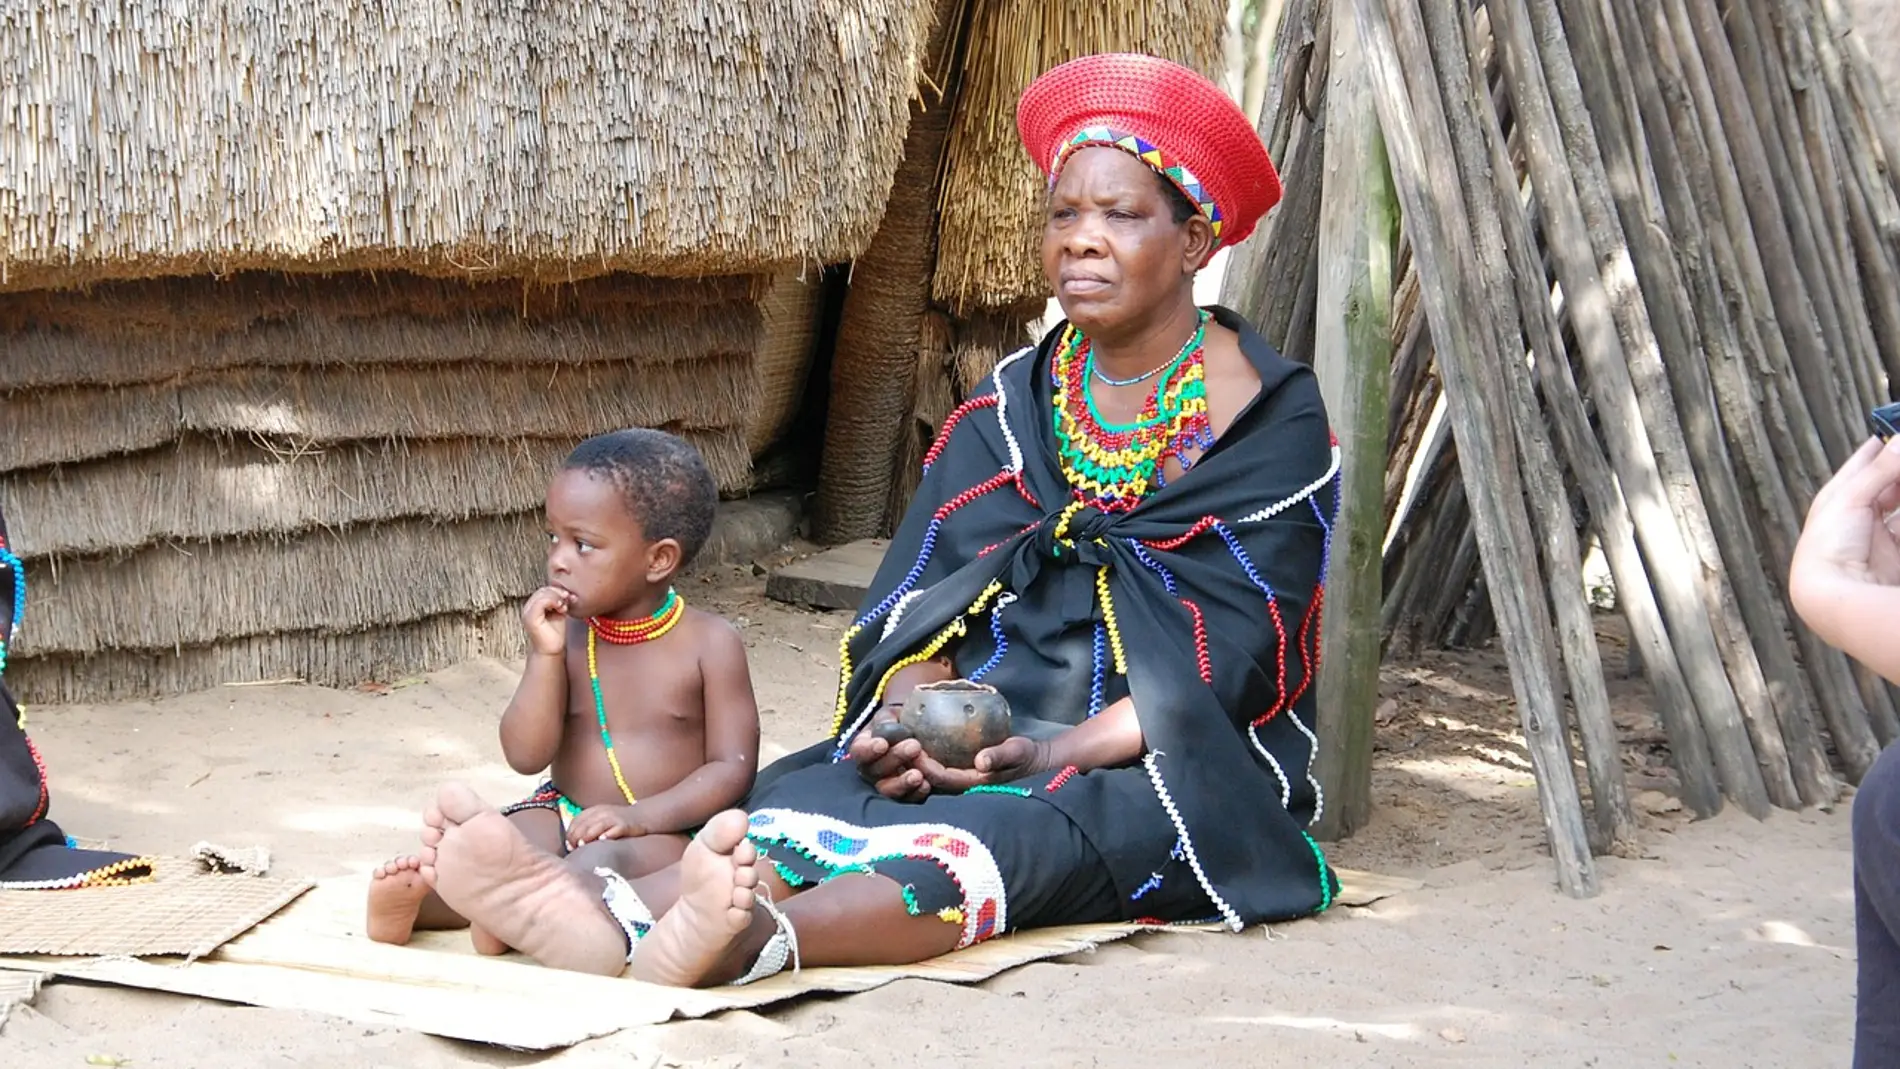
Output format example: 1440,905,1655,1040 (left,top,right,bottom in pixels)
584,588,685,804
1052,310,1214,511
